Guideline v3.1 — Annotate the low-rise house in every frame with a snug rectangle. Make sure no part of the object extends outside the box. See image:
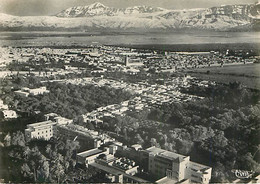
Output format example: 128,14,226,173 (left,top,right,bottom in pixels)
0,99,8,110
44,113,59,121
54,116,73,125
1,110,17,119
15,86,49,97
79,113,103,126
